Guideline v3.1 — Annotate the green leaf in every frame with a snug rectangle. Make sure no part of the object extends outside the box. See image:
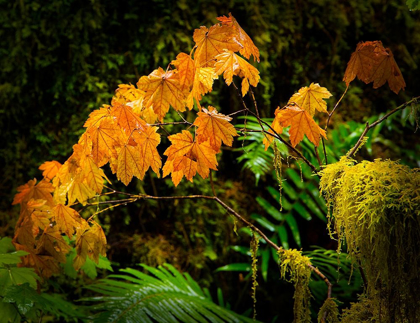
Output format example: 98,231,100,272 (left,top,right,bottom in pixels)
0,237,14,253
407,0,420,10
84,264,255,322
0,267,38,295
215,263,251,273
256,197,283,221
285,214,301,247
292,203,312,221
277,225,289,249
3,283,39,315
0,251,28,266
261,248,270,282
